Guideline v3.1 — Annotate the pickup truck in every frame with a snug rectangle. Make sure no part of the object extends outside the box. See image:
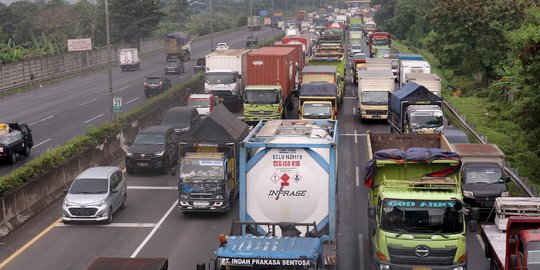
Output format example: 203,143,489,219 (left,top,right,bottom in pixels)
0,123,33,164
